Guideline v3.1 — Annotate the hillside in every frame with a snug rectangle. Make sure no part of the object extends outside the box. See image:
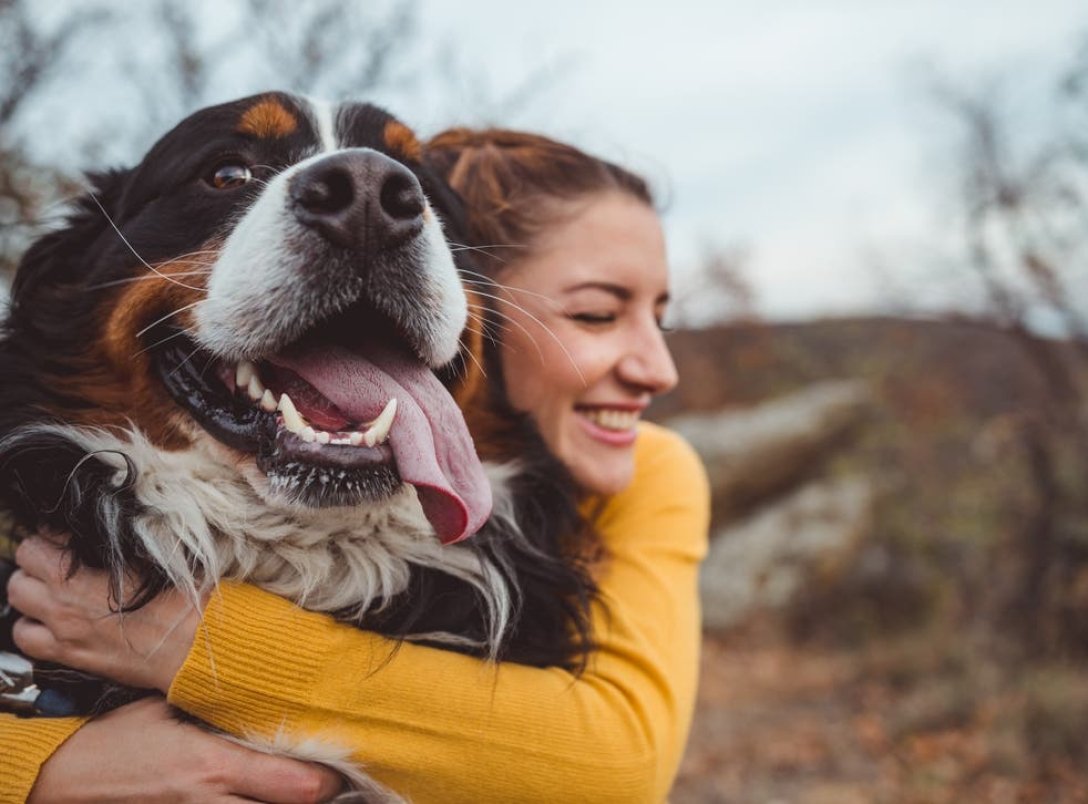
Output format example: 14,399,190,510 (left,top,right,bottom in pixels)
653,316,1056,420
660,316,1088,802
